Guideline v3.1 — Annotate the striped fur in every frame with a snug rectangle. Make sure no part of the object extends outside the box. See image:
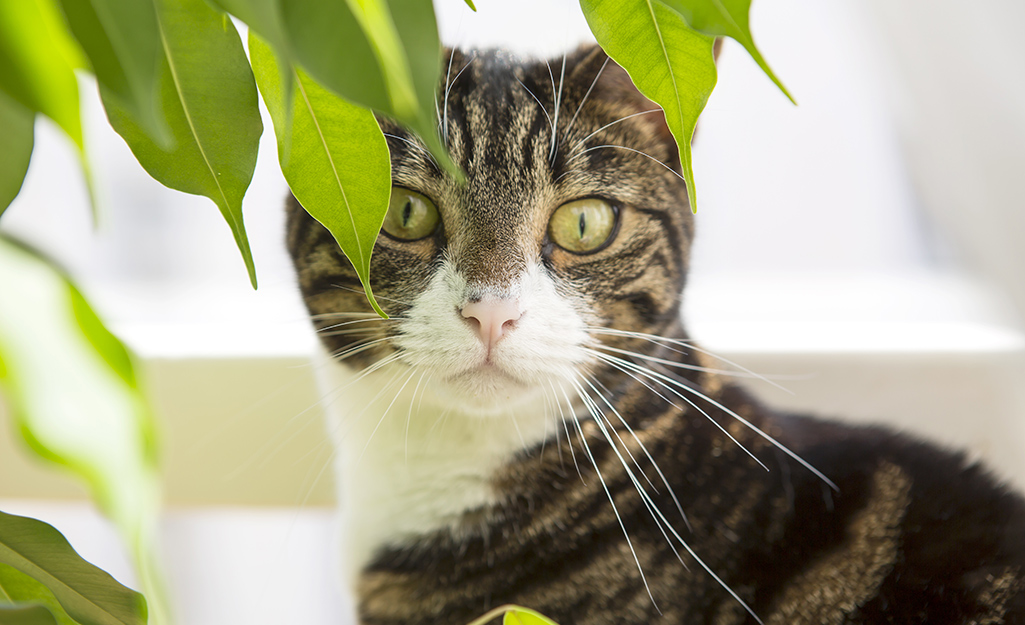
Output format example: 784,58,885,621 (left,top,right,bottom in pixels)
287,46,1025,624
